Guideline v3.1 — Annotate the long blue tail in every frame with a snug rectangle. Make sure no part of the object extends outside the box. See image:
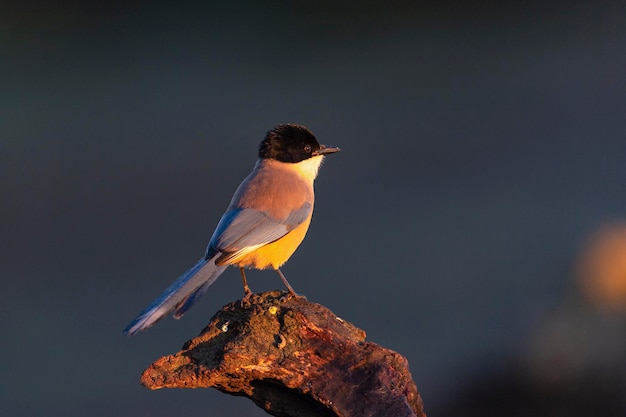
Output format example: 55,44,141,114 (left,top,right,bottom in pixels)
123,256,227,336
